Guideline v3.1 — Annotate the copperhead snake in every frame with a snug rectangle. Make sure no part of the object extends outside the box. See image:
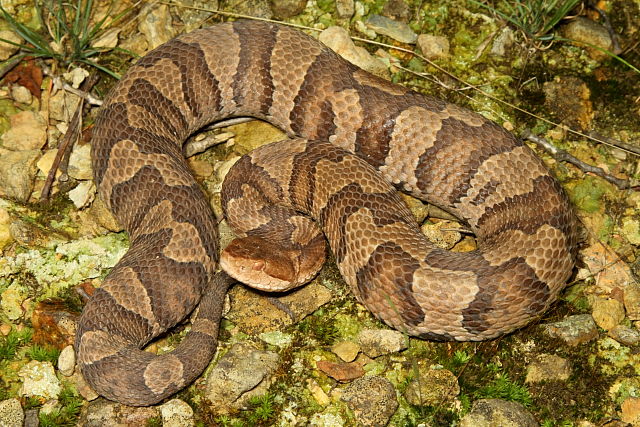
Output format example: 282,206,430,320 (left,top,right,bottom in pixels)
75,20,579,406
